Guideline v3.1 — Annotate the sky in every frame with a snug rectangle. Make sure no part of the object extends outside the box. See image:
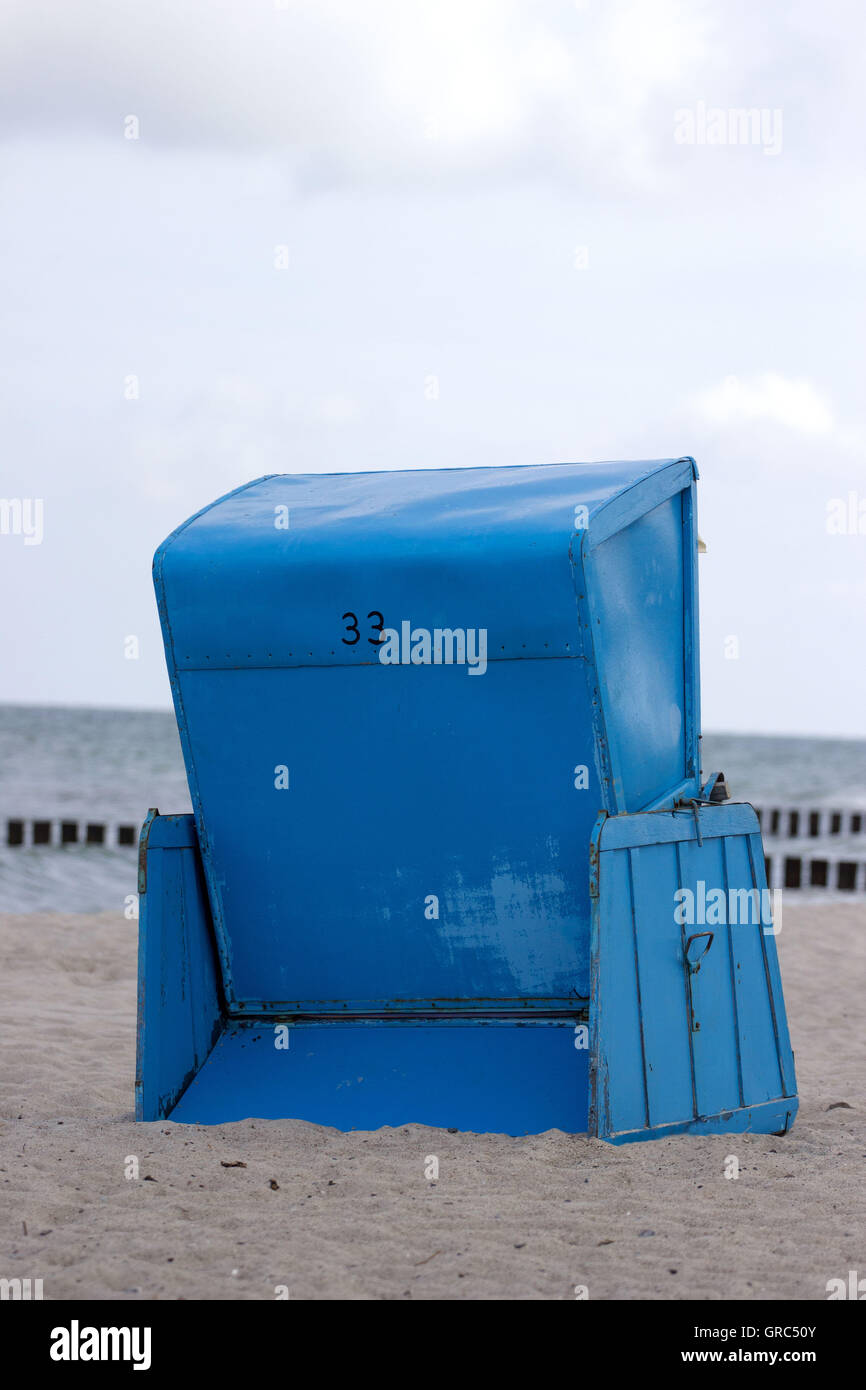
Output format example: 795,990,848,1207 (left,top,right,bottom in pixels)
0,0,864,735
